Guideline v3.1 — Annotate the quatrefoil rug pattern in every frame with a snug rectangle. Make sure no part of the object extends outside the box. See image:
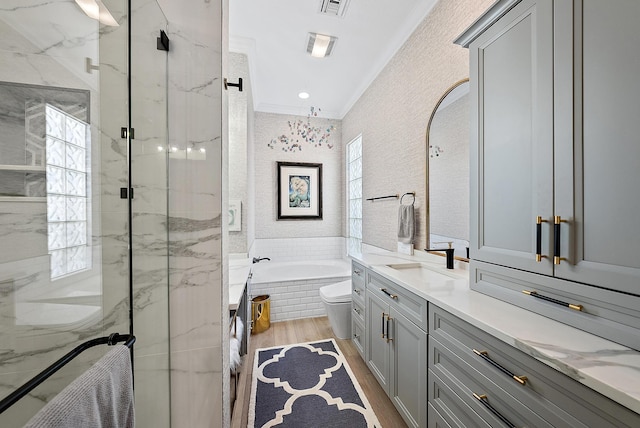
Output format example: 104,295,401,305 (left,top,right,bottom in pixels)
248,339,380,428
